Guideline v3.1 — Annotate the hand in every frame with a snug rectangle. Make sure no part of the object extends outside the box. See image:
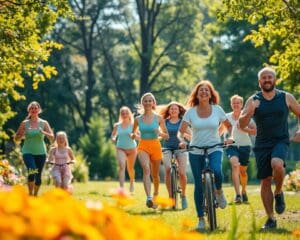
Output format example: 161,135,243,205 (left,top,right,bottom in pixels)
130,133,136,139
291,130,300,142
224,138,234,145
249,99,260,115
178,142,187,149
